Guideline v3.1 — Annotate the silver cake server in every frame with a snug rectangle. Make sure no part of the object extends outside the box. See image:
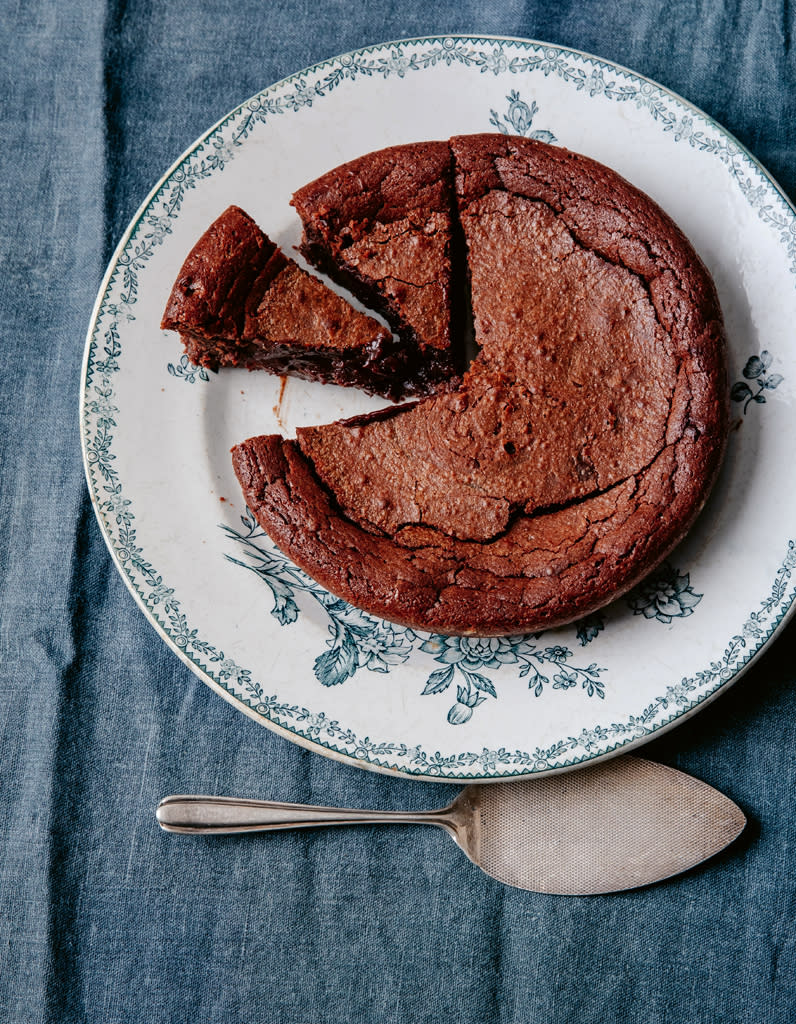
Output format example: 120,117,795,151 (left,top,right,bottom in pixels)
156,755,745,895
